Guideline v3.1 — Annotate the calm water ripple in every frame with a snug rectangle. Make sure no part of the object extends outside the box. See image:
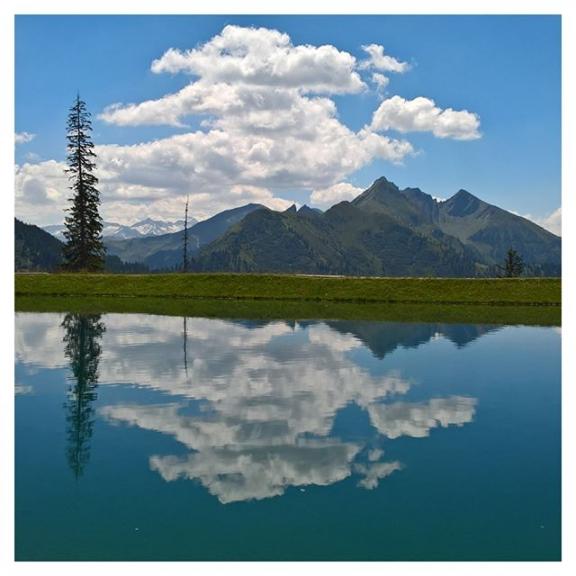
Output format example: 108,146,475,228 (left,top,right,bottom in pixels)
15,313,561,560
